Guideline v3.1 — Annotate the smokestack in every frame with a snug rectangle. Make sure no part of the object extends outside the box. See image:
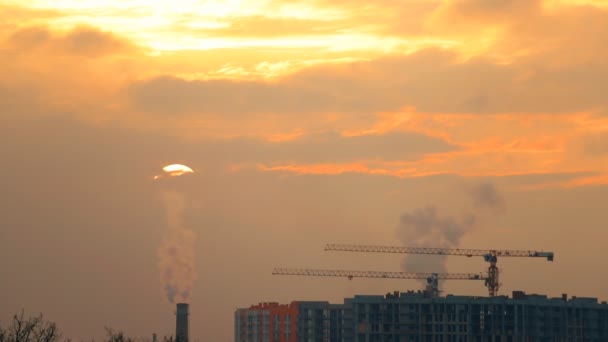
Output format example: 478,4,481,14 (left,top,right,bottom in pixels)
176,303,189,342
